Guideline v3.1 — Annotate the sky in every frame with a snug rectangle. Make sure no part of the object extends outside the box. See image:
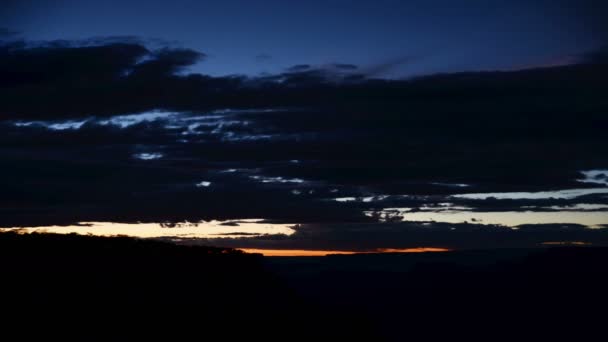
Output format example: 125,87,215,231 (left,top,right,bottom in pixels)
2,0,607,77
1,0,608,254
